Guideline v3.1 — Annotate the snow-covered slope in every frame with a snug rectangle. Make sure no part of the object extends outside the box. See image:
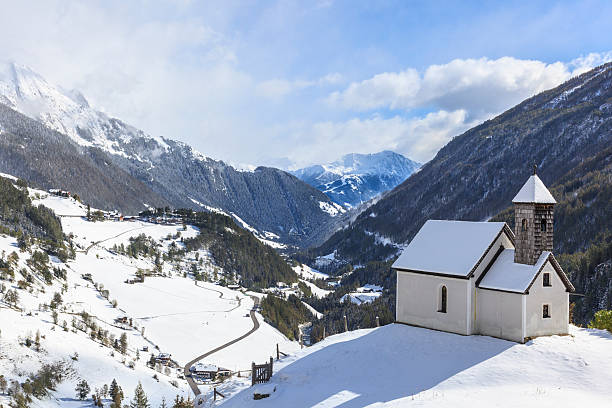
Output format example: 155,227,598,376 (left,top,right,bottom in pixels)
221,324,612,407
292,151,420,207
0,189,301,407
